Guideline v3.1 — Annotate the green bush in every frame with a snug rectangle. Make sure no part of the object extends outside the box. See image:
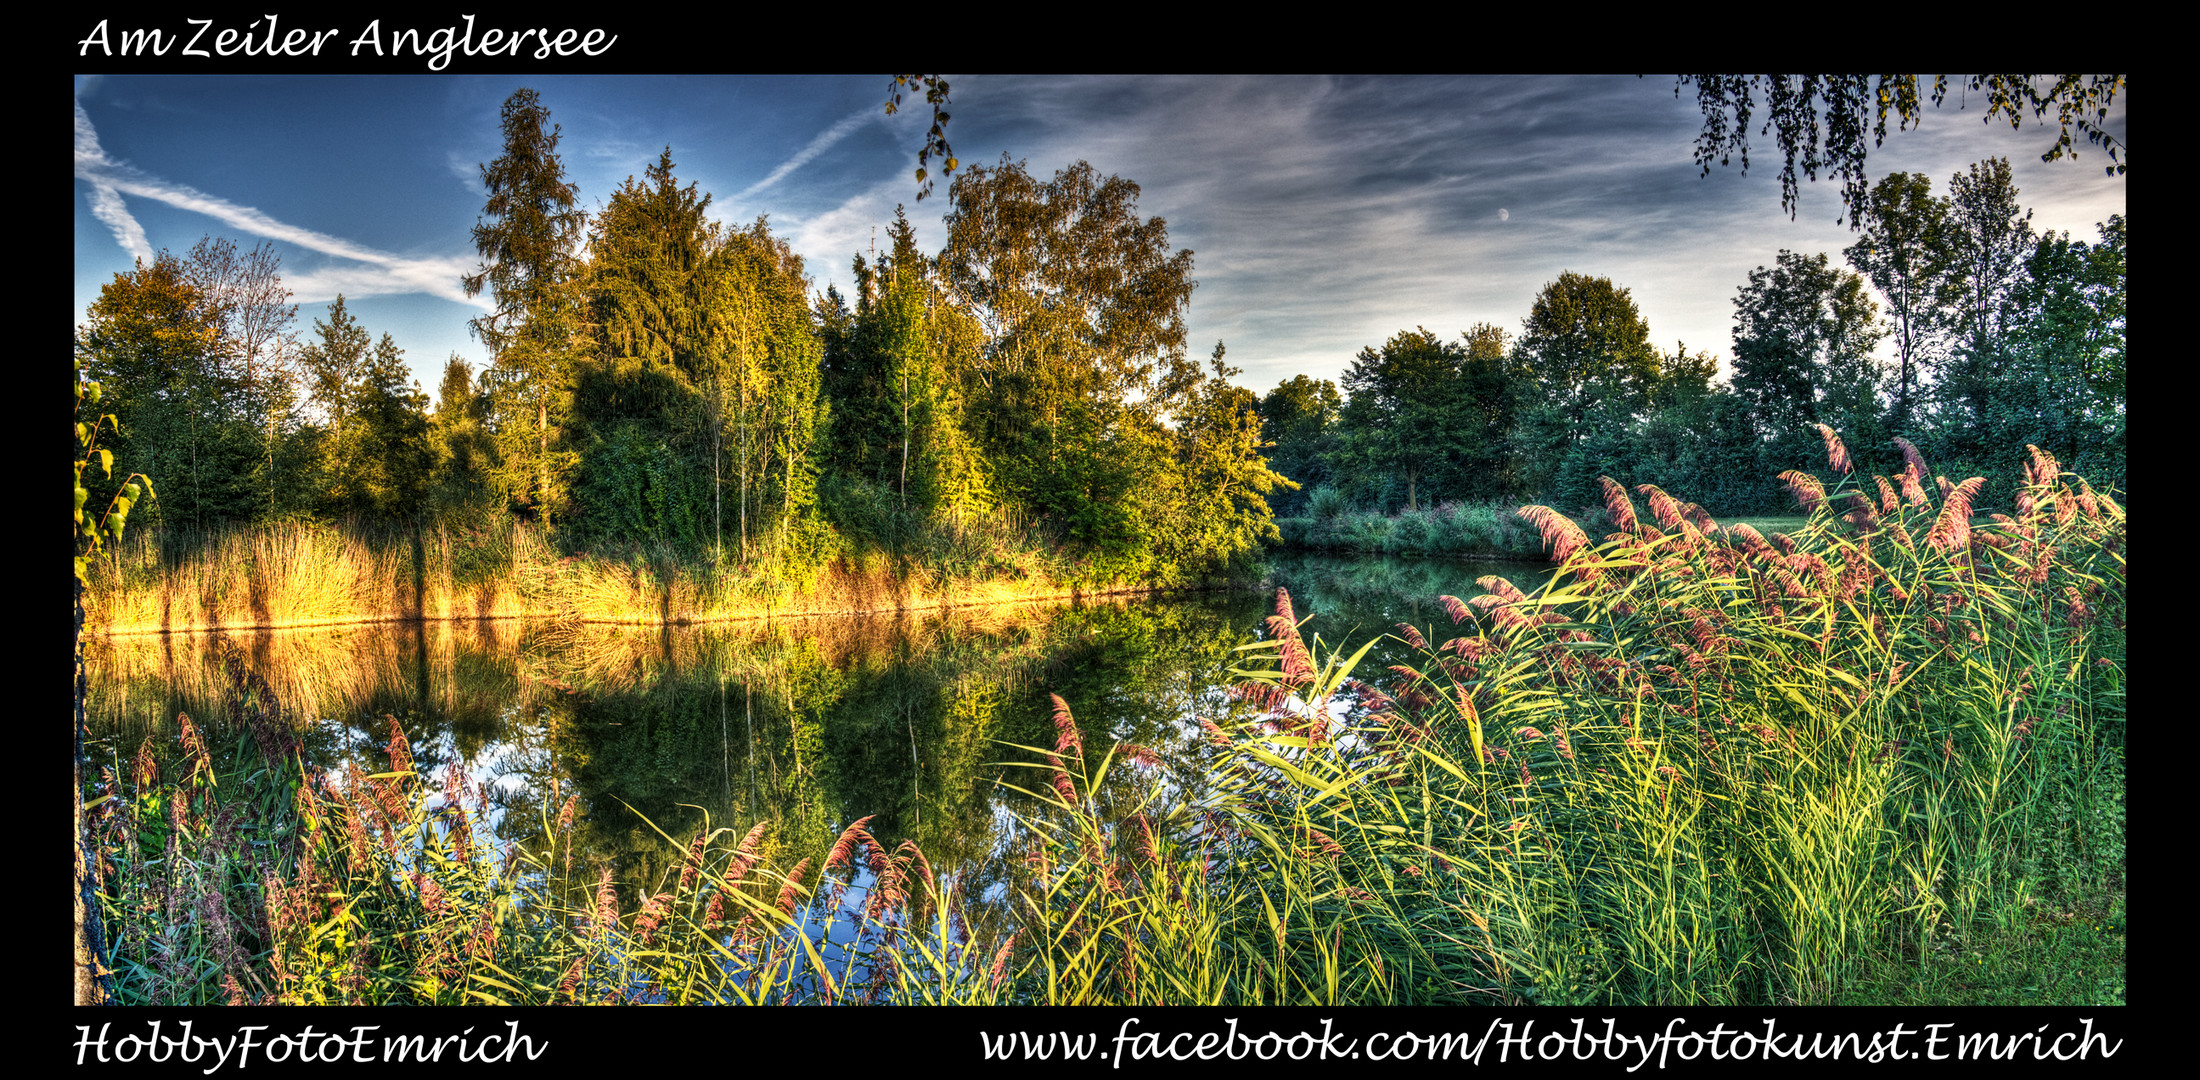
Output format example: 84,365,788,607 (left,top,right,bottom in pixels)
1306,484,1352,522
